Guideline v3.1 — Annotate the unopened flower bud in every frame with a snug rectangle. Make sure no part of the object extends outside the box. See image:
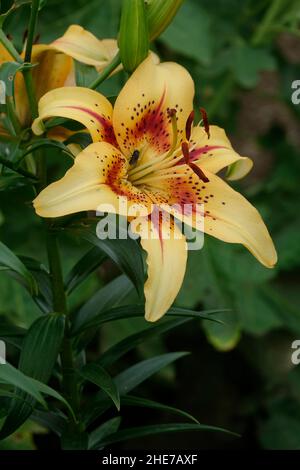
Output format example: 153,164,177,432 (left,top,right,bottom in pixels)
118,0,149,73
146,0,184,41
